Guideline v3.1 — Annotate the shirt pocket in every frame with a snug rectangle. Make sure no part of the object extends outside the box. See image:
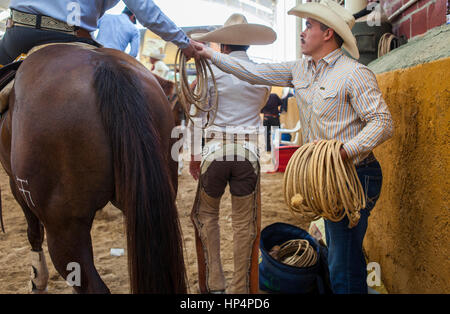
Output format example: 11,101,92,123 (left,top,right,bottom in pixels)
313,88,338,120
294,80,309,92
